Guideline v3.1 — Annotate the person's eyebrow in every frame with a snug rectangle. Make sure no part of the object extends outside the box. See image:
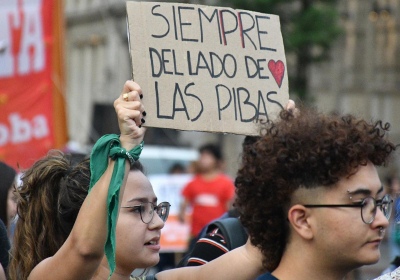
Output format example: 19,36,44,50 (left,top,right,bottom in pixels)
127,197,157,203
348,185,384,197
